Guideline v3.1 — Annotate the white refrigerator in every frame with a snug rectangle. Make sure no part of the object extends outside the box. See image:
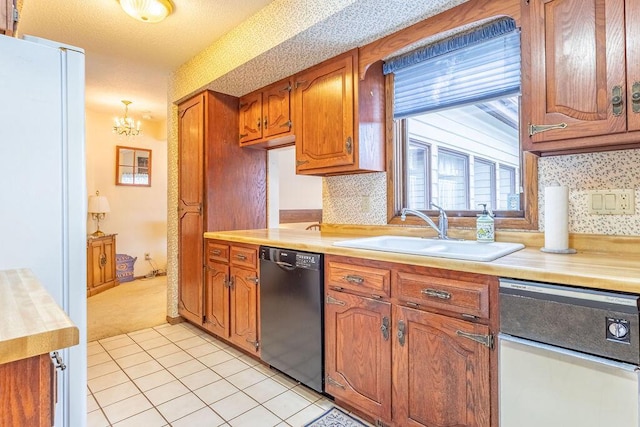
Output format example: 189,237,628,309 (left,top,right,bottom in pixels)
0,34,87,426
